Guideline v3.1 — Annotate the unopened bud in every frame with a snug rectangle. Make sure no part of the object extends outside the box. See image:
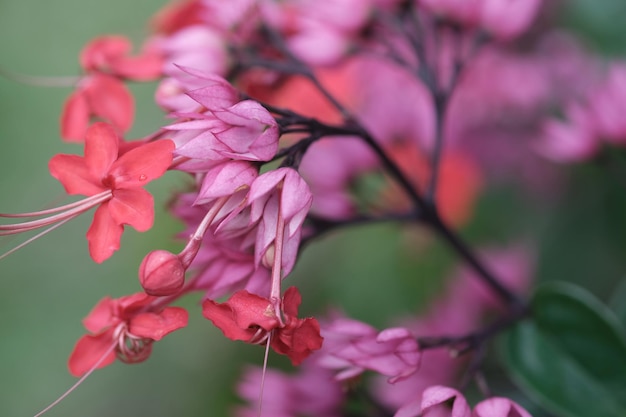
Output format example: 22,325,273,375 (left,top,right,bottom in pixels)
139,250,185,296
